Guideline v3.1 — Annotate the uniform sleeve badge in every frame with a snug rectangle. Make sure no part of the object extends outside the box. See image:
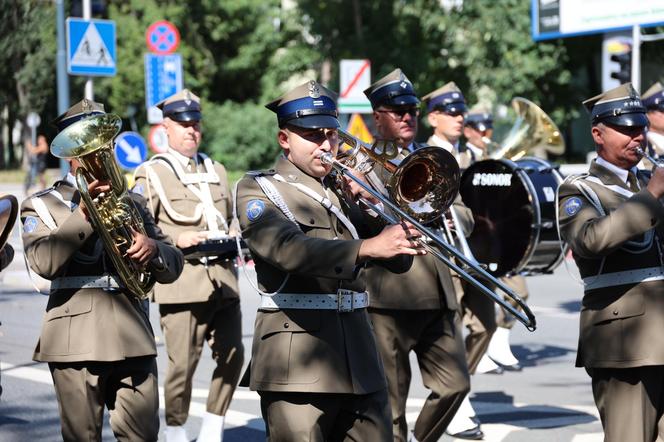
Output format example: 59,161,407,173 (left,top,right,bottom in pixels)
246,200,265,222
23,216,38,233
564,197,582,216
